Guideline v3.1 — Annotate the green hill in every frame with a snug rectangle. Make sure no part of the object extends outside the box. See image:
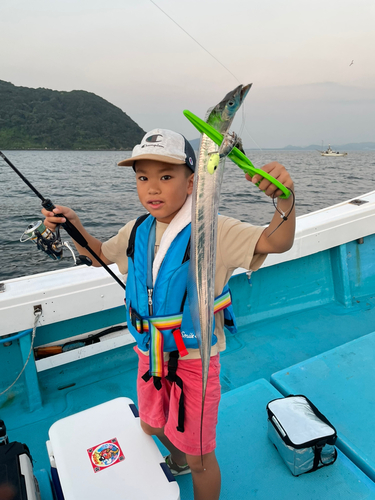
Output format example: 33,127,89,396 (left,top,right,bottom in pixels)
0,80,145,150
